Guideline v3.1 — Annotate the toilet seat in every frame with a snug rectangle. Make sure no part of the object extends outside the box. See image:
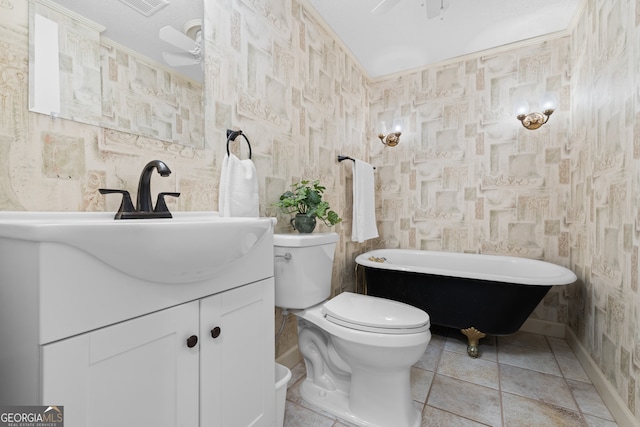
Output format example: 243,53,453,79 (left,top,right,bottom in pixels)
322,292,430,334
